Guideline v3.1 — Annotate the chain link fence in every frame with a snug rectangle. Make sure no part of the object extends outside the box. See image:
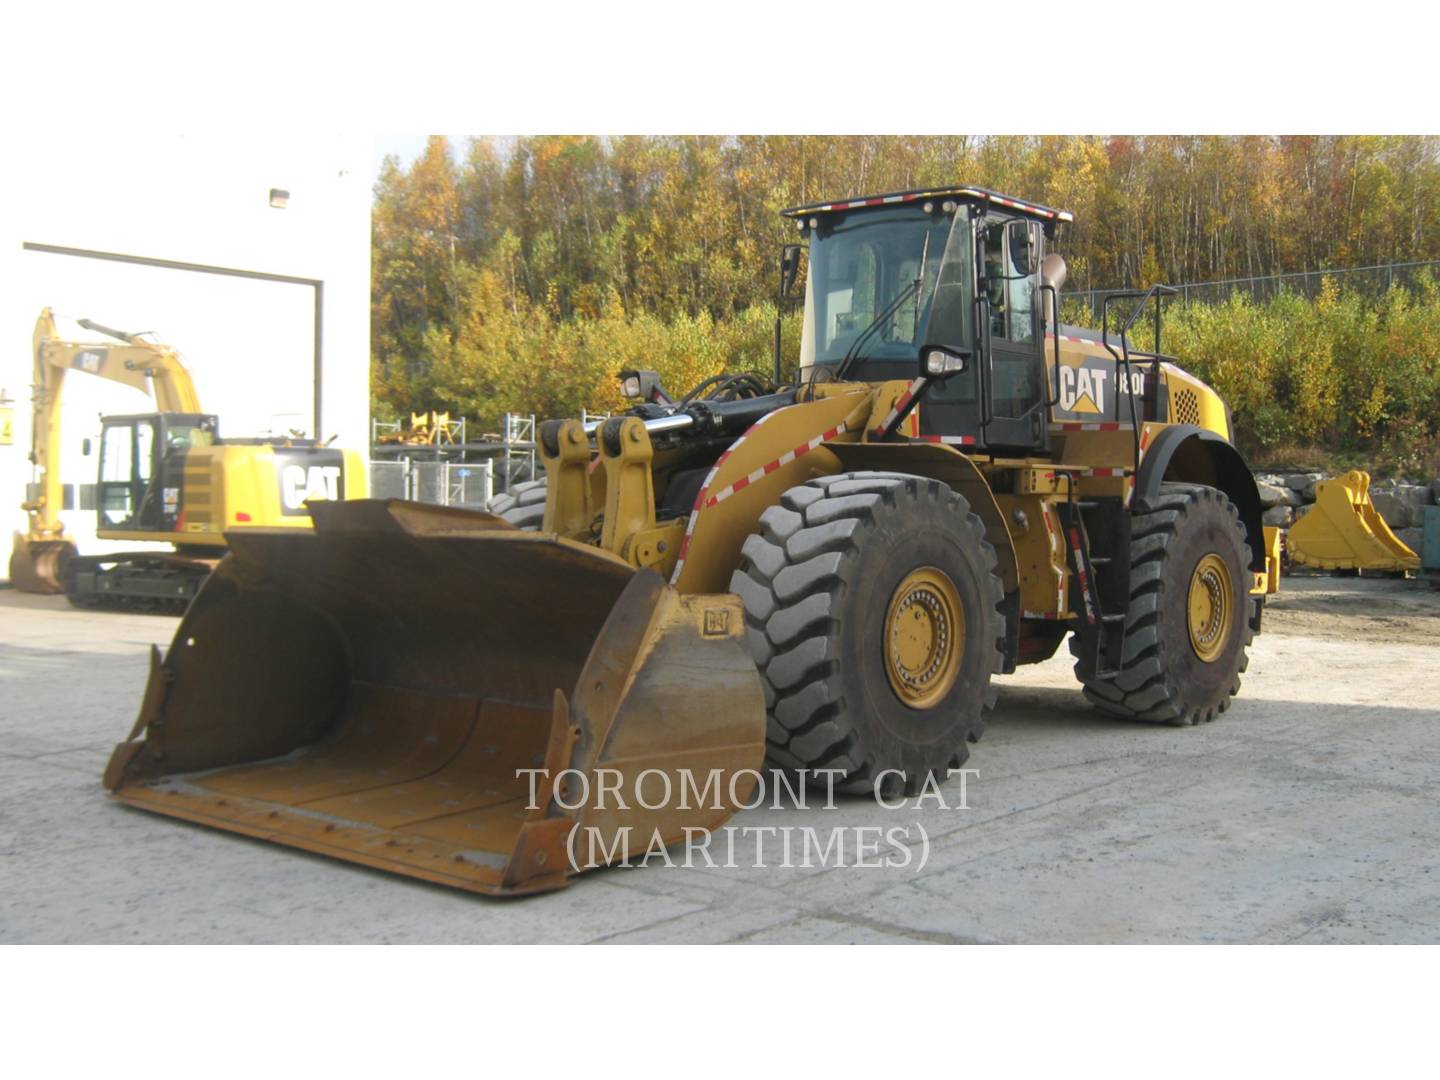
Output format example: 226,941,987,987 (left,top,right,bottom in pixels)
1065,259,1440,322
368,459,498,509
